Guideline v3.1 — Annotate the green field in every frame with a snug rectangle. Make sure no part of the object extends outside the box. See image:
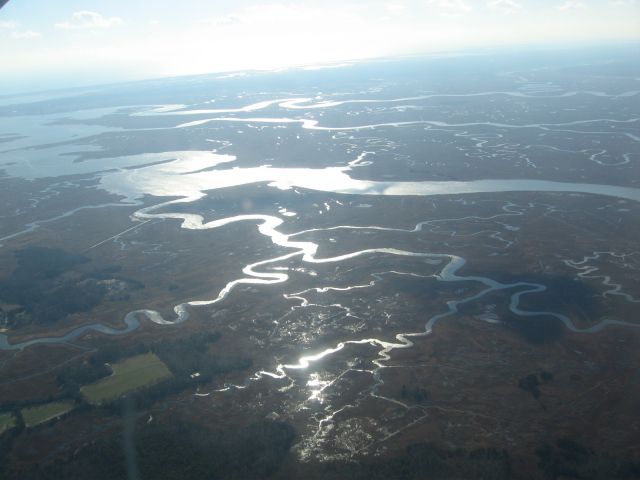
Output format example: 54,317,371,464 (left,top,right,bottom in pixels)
0,412,16,433
22,401,74,428
81,352,172,404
